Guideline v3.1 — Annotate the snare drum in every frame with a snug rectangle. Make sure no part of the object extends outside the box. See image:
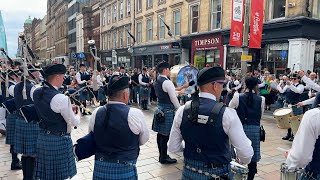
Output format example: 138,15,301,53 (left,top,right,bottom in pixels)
289,115,303,136
273,108,293,129
231,161,248,180
280,163,304,180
